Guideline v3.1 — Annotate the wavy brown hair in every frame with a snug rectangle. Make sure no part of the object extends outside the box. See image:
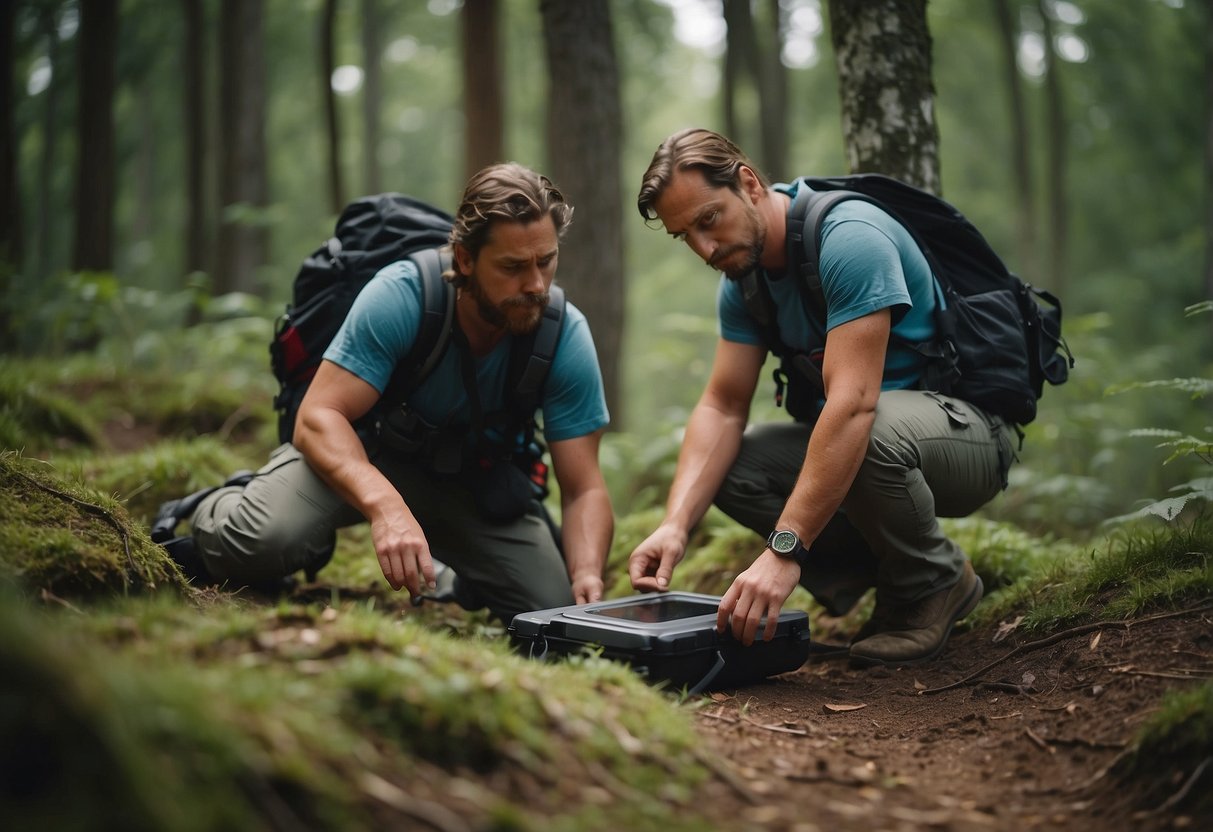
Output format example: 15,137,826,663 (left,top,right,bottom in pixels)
636,128,770,222
449,163,573,264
